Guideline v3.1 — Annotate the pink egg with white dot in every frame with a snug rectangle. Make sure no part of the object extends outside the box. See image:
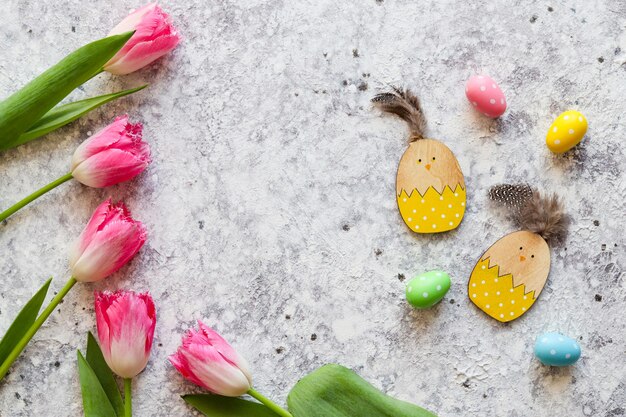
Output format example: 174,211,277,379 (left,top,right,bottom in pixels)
465,75,507,118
